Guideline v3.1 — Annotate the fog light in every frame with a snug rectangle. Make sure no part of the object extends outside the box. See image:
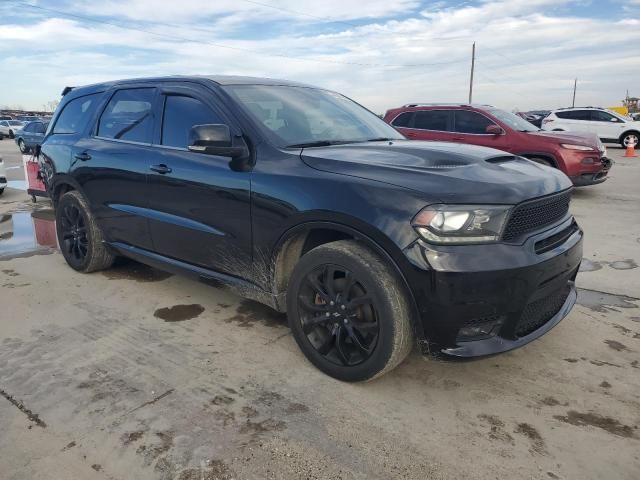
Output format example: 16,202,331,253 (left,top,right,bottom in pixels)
457,316,505,341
